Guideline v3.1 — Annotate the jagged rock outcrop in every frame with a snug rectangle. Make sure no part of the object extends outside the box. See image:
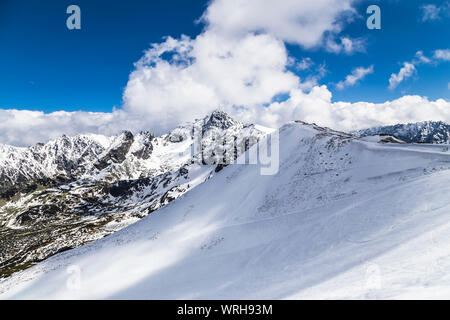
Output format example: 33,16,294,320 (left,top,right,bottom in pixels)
94,131,135,170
